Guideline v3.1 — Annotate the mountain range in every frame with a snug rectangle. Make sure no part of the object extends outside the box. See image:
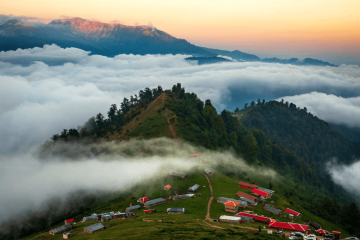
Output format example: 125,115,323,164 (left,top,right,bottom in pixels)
0,17,336,67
